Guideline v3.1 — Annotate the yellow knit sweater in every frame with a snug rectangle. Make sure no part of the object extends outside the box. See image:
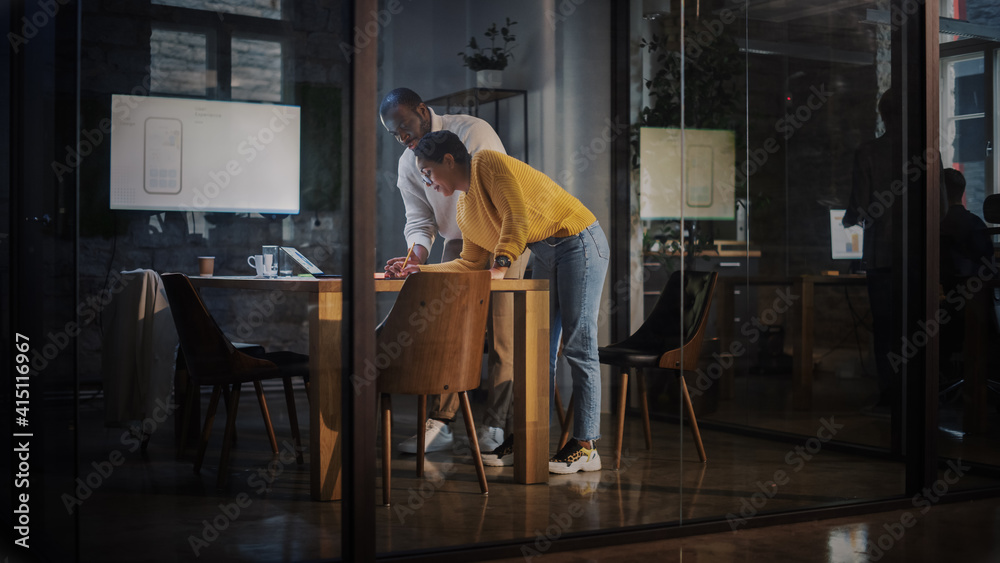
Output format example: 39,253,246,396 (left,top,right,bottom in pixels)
421,150,596,272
